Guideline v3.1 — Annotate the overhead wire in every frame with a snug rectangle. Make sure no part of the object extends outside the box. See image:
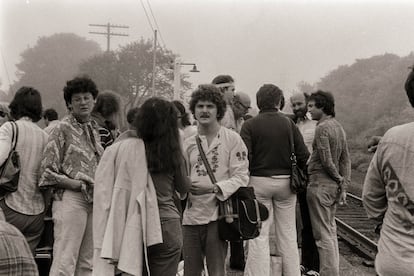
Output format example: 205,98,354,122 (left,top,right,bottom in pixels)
145,0,167,49
139,0,155,33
